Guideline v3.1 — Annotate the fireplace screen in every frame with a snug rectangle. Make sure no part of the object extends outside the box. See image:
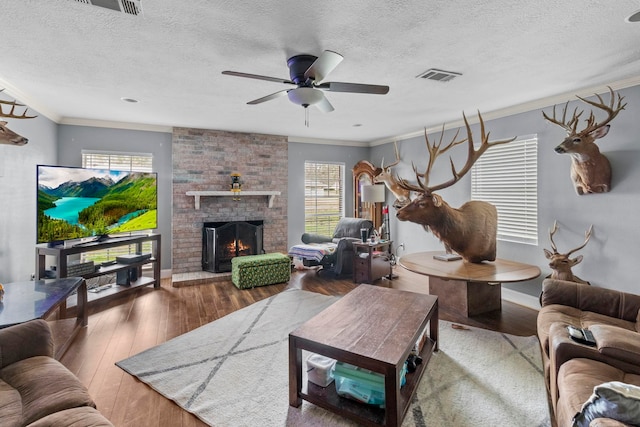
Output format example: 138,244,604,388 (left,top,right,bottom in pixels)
202,220,264,273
